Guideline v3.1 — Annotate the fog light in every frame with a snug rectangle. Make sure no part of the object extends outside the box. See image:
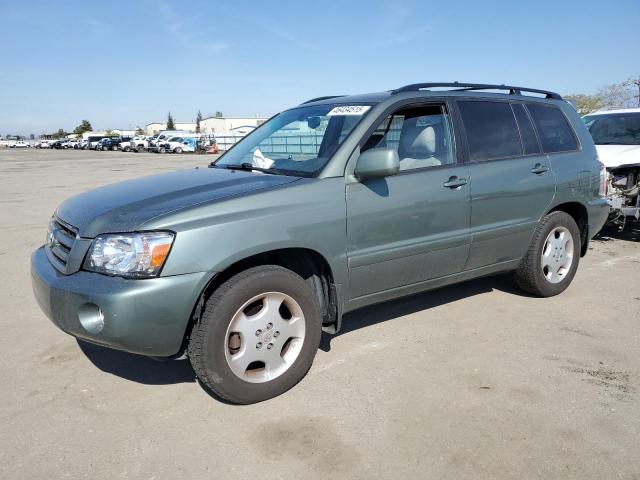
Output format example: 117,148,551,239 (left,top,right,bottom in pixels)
78,303,104,334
